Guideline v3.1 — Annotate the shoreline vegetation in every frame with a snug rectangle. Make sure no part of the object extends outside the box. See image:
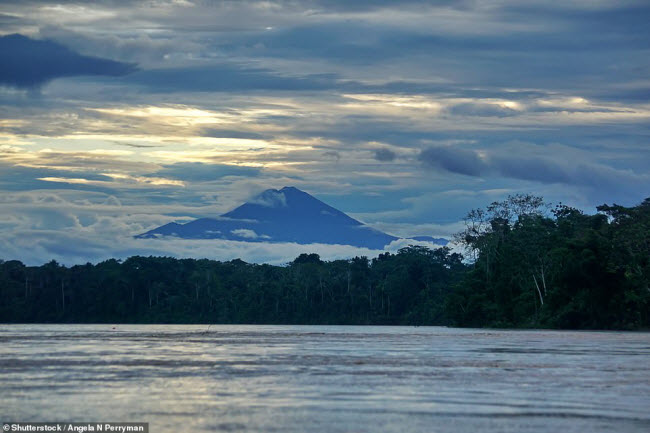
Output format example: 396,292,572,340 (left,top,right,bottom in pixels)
1,195,648,329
